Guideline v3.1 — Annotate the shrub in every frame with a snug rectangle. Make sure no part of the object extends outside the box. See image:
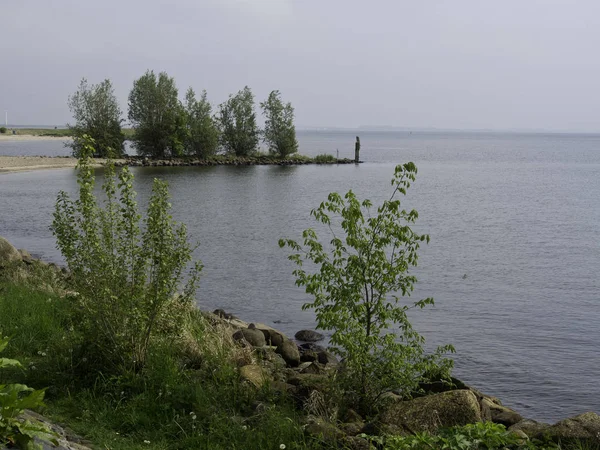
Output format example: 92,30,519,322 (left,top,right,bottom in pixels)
280,162,454,413
0,126,7,134
313,153,336,163
51,136,202,374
